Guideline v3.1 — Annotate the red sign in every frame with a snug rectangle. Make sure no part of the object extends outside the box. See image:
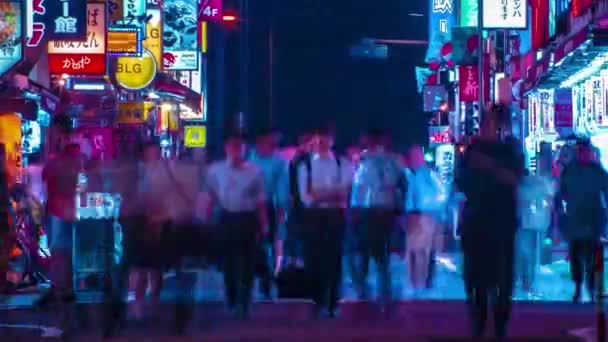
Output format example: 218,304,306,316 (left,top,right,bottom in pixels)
531,0,549,50
48,54,106,75
553,27,588,65
458,60,489,103
572,0,593,17
199,0,222,21
26,0,46,47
